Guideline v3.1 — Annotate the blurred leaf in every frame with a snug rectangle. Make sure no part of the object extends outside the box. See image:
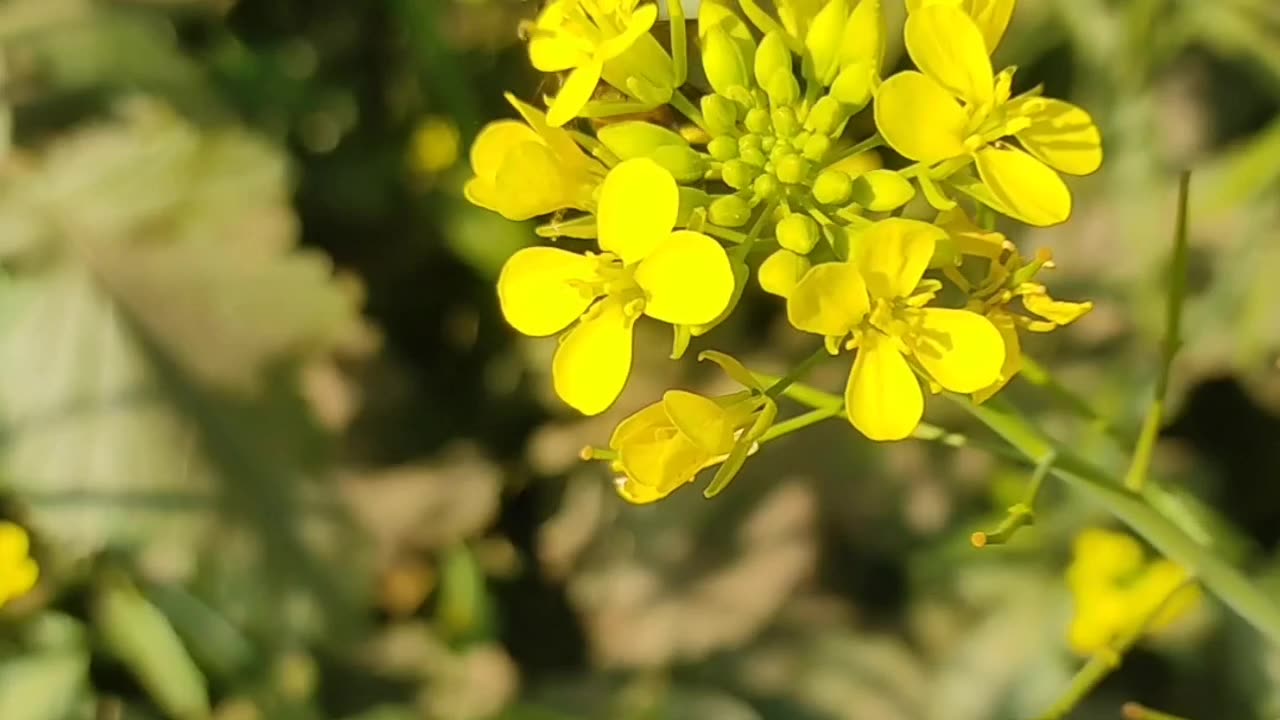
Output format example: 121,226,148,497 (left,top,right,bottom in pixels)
145,582,256,681
437,543,495,644
95,572,210,720
0,651,89,720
